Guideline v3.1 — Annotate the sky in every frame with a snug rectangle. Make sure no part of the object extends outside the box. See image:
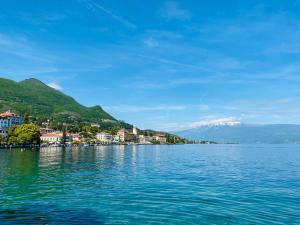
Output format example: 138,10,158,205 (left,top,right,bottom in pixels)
1,0,300,131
